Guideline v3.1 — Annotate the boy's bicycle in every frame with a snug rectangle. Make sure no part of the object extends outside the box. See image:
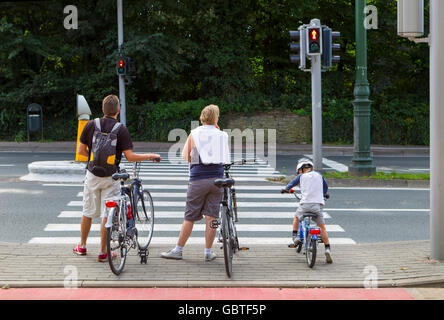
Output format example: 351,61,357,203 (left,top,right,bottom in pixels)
105,160,159,275
281,188,329,269
214,159,254,278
